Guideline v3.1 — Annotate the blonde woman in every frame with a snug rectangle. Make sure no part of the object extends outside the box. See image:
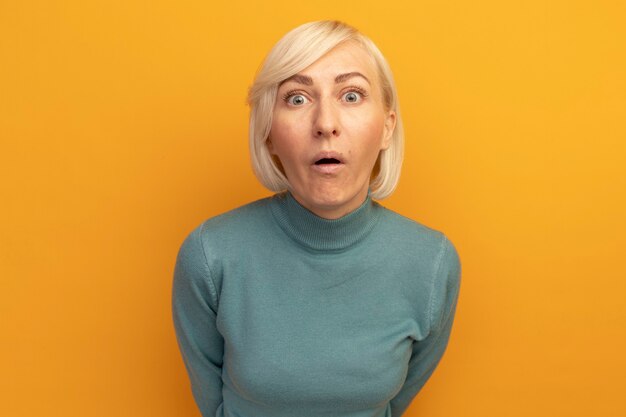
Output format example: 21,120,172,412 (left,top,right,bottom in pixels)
172,20,461,417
